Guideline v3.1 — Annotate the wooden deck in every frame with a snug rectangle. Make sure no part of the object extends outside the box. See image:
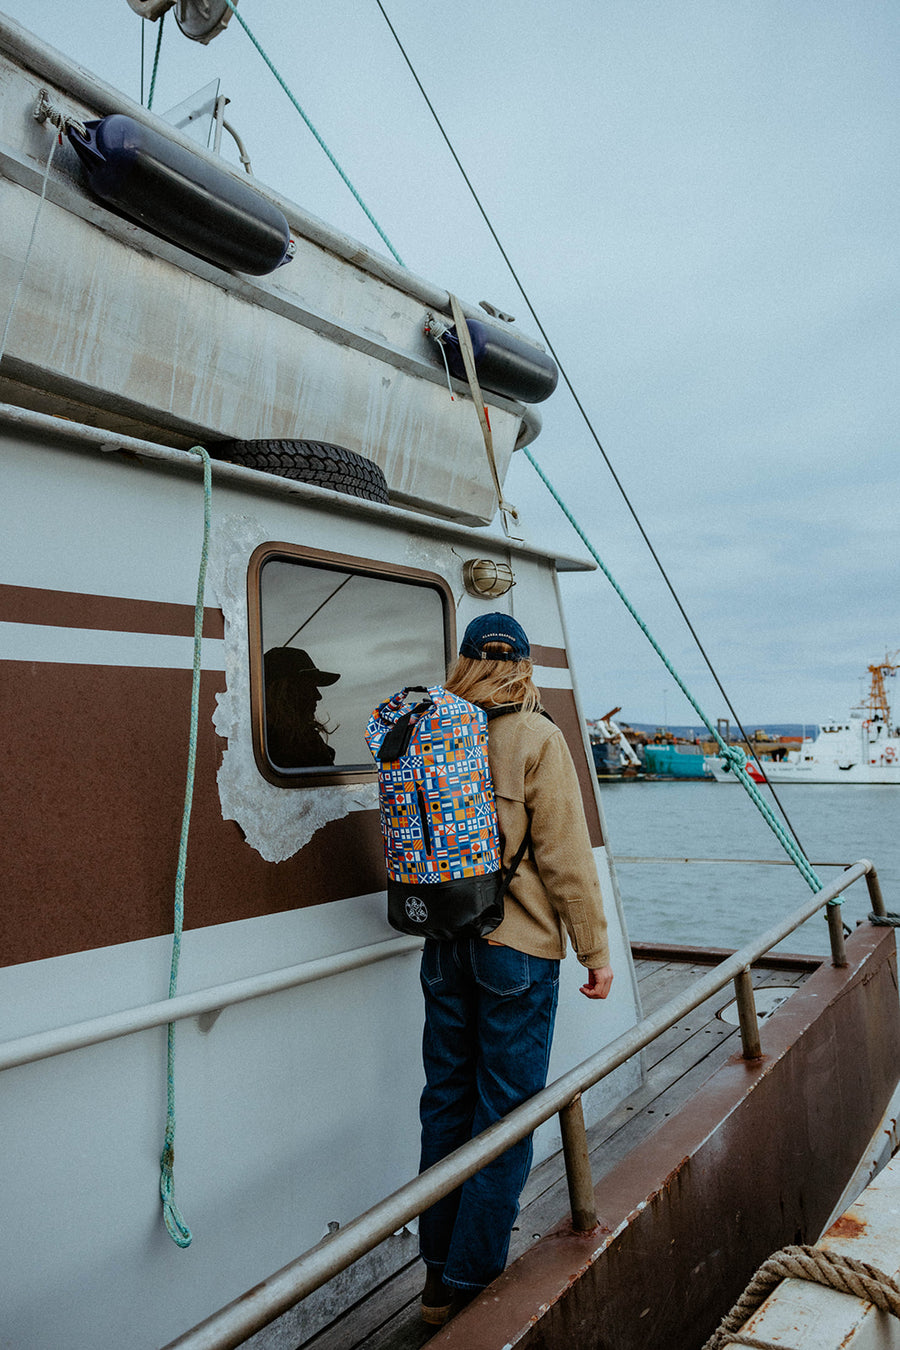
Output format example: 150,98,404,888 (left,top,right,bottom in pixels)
292,949,819,1350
